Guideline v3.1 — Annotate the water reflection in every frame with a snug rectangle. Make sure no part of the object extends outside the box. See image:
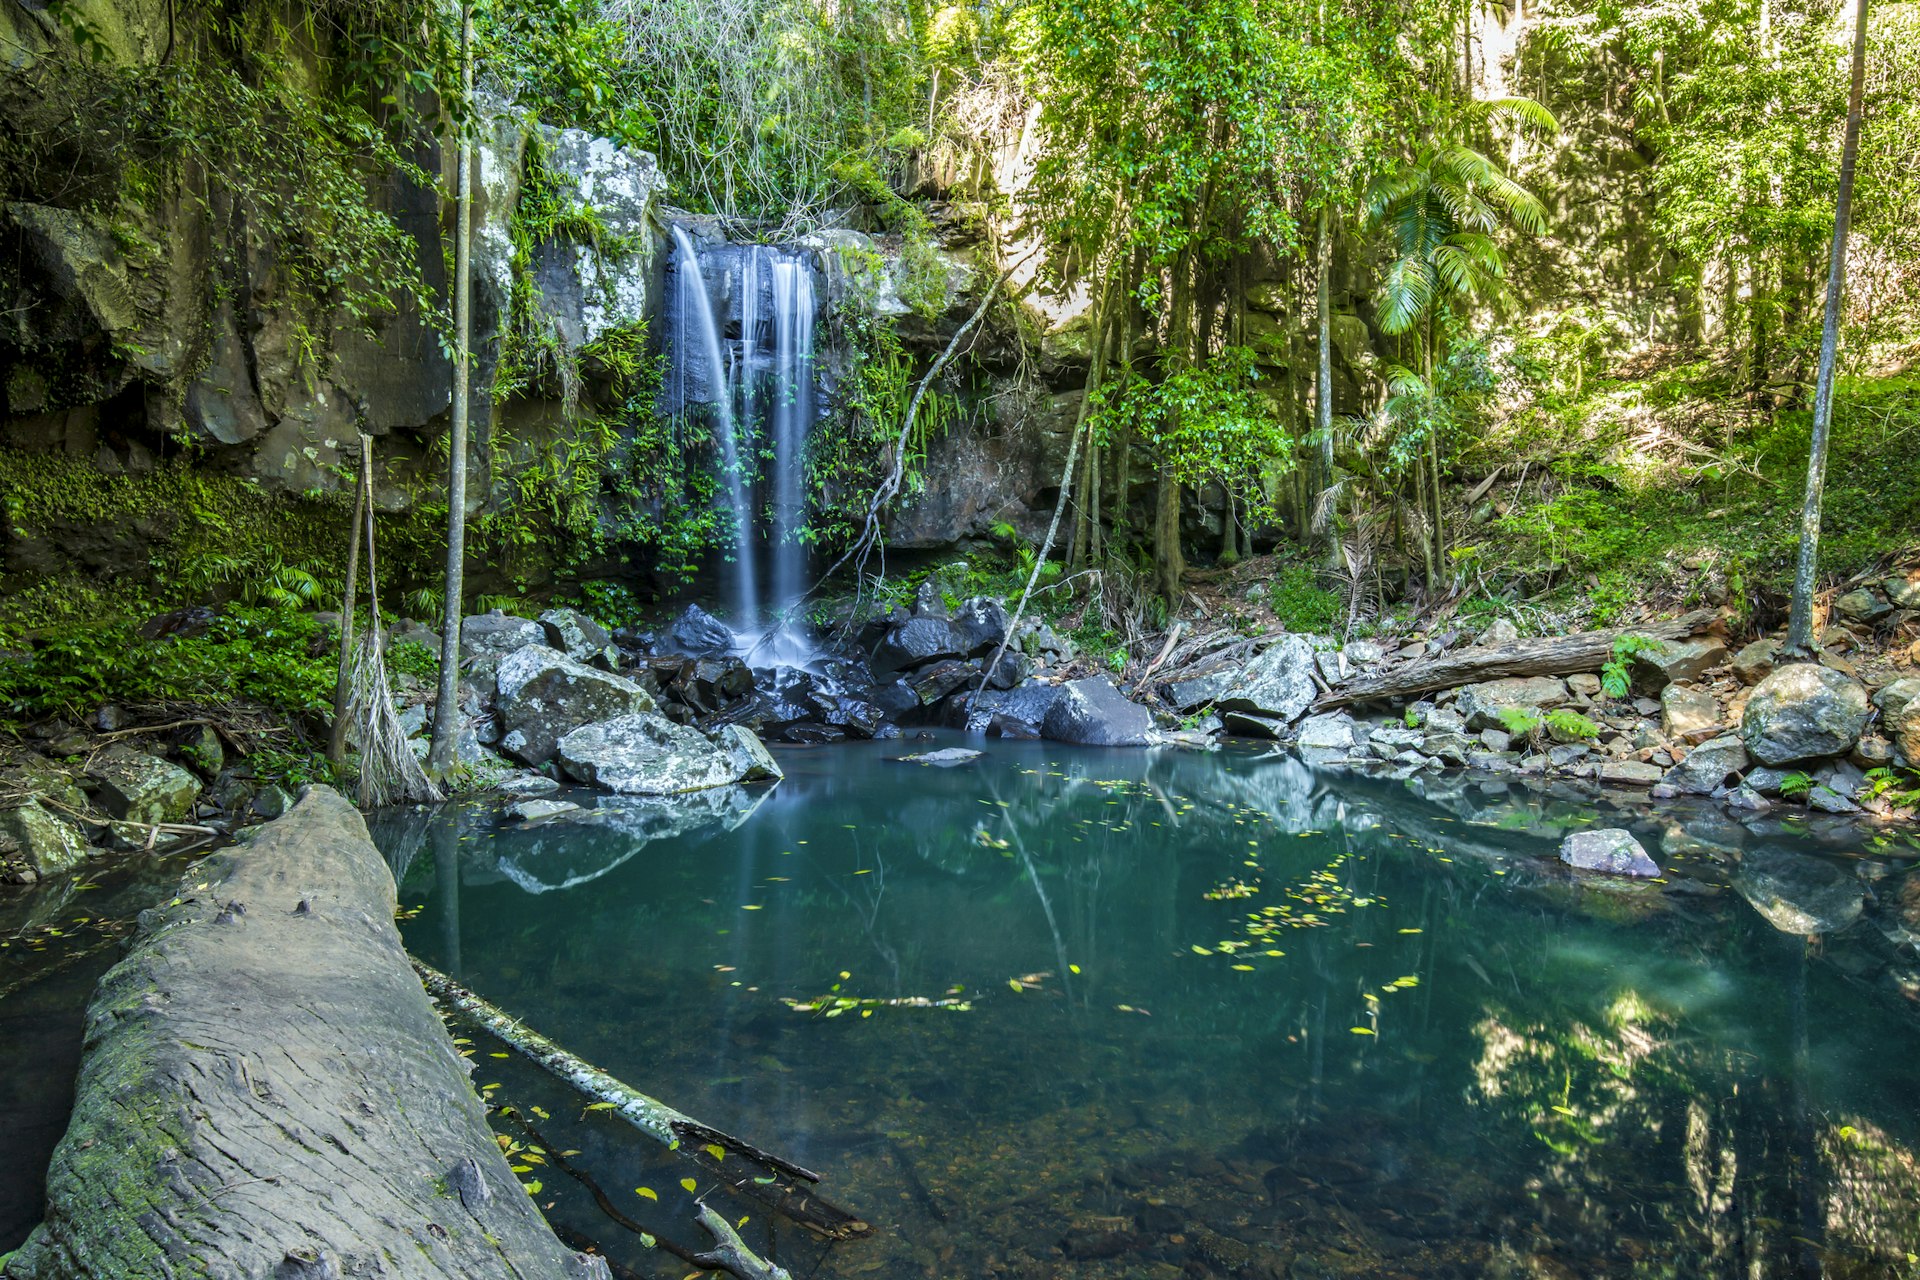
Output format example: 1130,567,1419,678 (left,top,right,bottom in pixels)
380,737,1920,1279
